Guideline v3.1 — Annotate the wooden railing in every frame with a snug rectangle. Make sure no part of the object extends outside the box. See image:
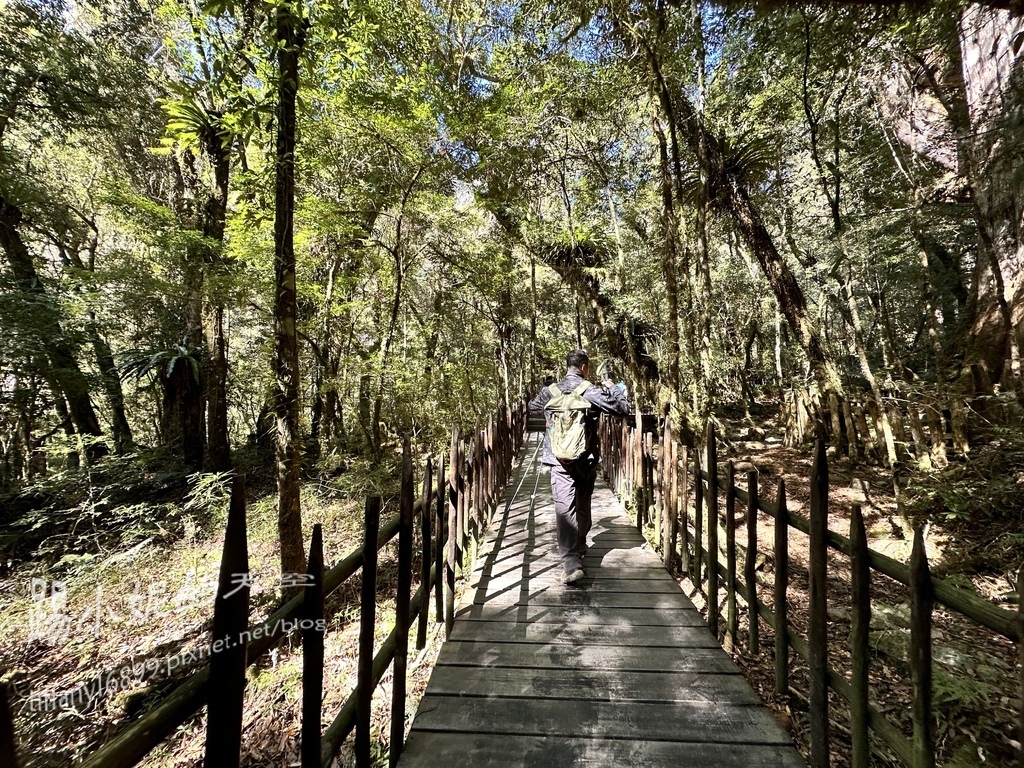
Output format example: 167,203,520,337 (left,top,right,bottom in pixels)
1,404,527,768
598,415,1023,768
